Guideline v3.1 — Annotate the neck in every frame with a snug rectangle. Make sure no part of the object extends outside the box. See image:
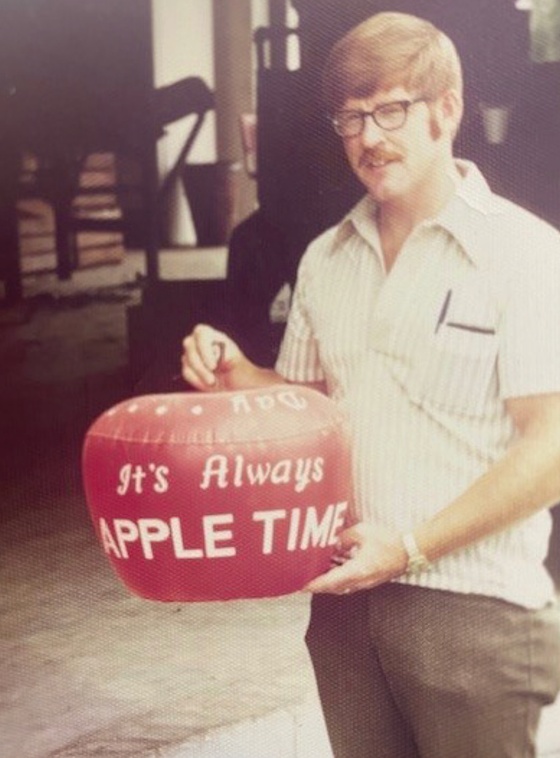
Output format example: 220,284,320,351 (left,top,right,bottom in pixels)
377,157,460,240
